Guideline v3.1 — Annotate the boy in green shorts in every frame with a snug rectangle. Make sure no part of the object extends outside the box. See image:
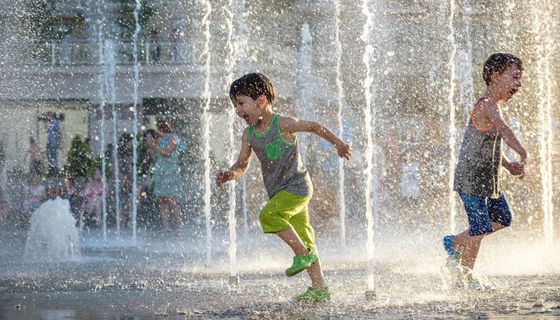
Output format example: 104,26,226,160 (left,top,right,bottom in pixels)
216,73,352,302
